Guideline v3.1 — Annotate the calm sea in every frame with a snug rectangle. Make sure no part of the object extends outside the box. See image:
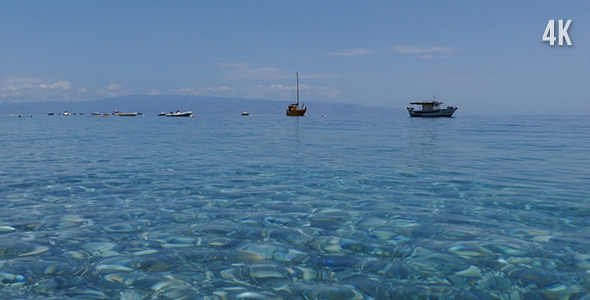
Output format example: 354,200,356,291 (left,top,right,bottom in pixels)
0,113,589,299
